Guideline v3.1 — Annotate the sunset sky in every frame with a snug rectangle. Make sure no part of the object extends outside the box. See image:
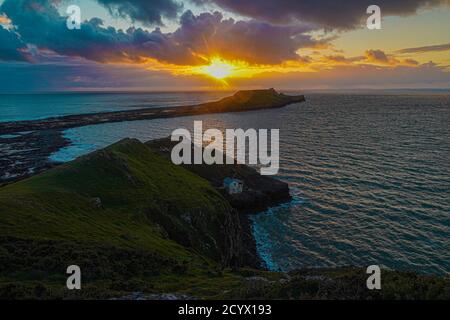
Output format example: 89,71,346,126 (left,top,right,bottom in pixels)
0,0,449,92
